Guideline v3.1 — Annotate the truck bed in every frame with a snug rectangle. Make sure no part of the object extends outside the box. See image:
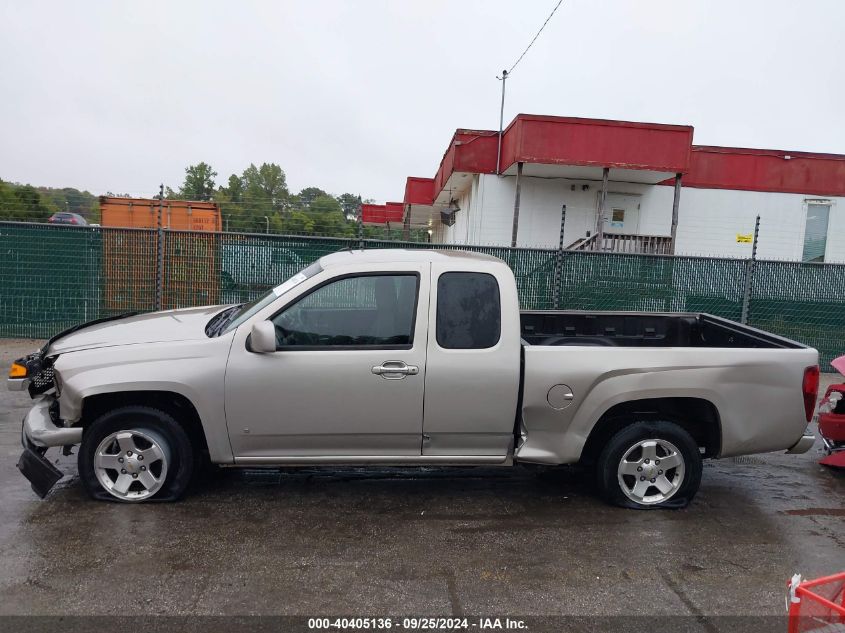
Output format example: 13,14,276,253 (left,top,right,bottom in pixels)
519,311,806,349
516,310,815,466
